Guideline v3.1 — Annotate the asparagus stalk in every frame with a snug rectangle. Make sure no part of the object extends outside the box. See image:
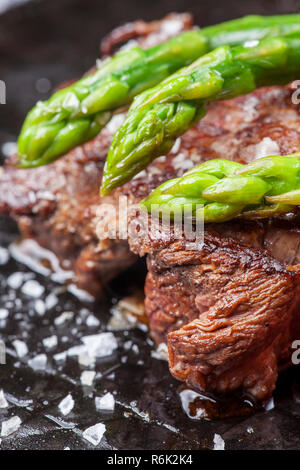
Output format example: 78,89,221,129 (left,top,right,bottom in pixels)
101,35,300,194
17,14,300,167
141,154,300,223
